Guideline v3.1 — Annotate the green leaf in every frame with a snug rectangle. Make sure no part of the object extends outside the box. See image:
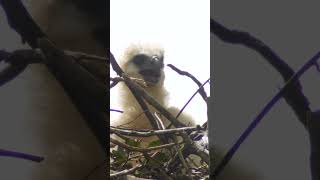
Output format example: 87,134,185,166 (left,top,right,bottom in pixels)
153,152,170,163
111,148,127,164
148,140,162,147
126,138,141,147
